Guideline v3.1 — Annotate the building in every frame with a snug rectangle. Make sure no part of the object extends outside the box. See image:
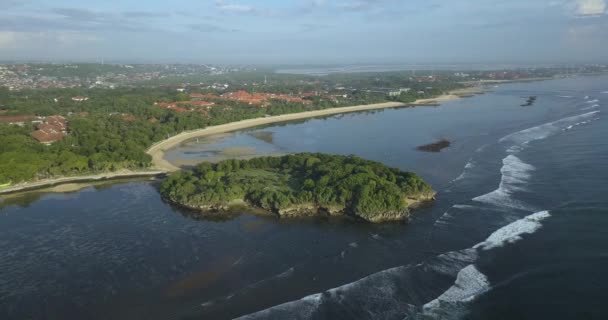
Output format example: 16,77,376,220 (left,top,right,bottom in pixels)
190,93,219,100
388,88,412,97
154,102,189,113
0,115,37,126
177,100,215,108
30,115,67,144
71,96,89,102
